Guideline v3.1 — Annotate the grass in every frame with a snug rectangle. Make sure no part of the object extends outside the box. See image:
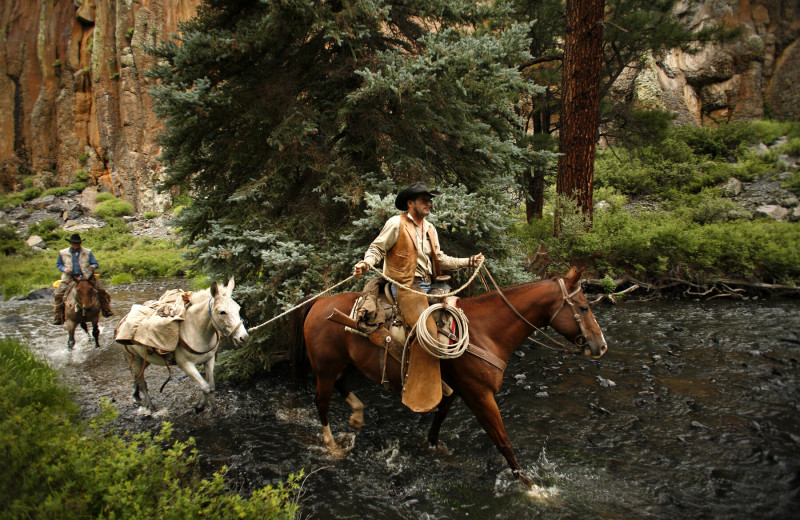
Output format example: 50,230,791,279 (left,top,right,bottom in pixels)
0,220,187,299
